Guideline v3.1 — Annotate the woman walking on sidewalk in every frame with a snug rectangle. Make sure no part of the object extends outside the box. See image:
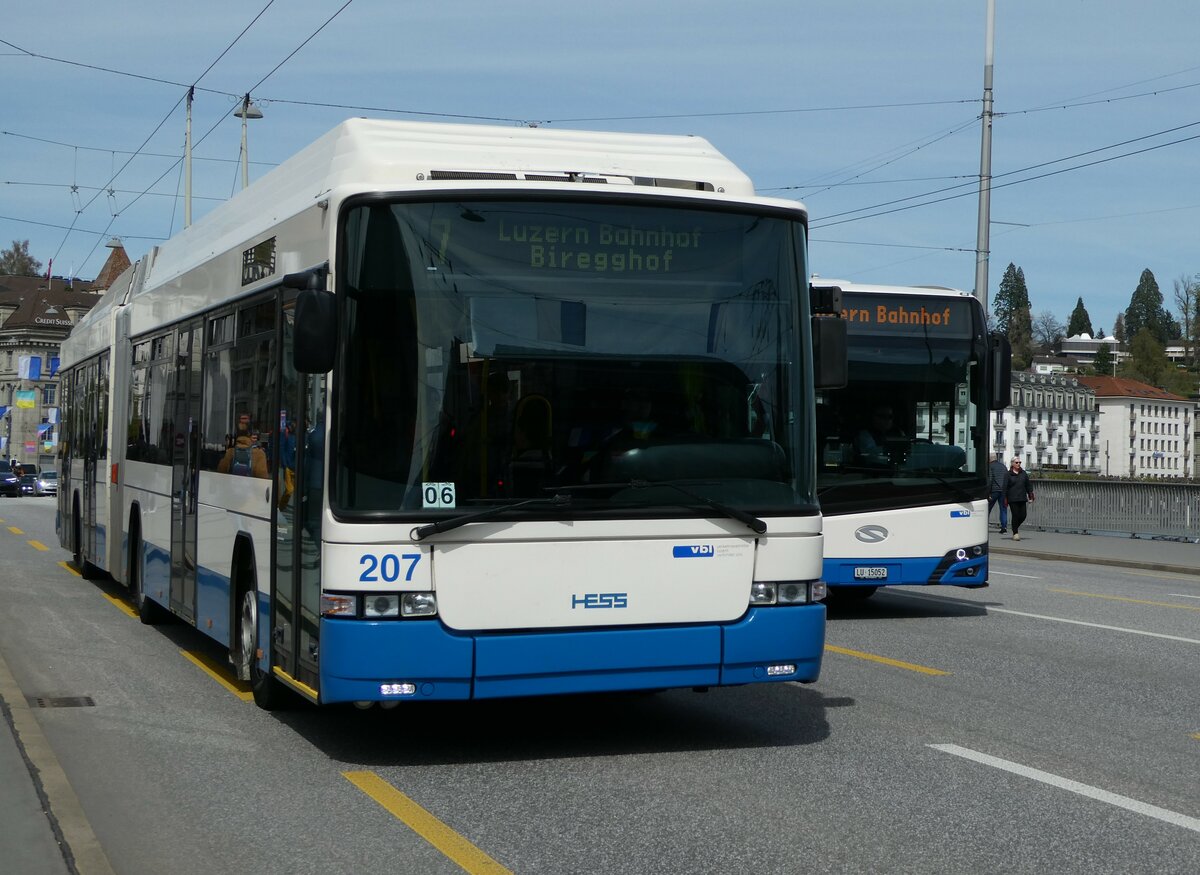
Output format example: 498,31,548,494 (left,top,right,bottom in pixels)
1002,458,1035,540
